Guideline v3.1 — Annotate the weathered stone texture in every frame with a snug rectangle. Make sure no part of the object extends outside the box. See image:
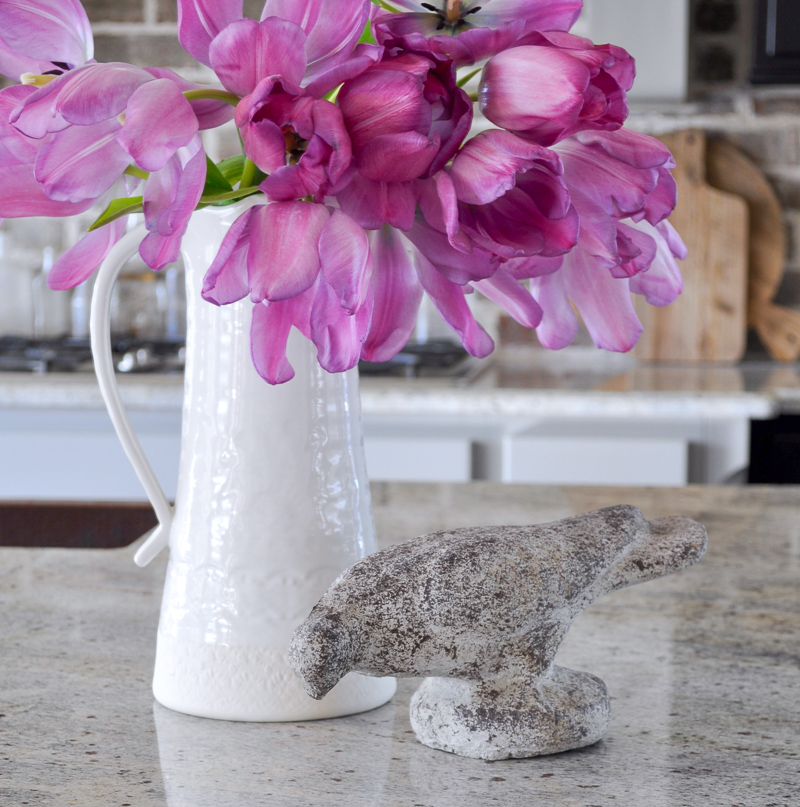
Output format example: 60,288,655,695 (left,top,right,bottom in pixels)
290,505,707,760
